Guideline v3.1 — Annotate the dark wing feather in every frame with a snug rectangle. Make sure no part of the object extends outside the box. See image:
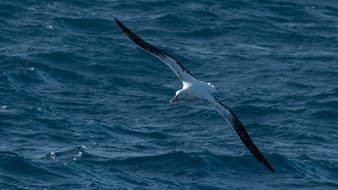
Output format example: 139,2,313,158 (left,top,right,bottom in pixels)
211,99,275,173
114,18,195,82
